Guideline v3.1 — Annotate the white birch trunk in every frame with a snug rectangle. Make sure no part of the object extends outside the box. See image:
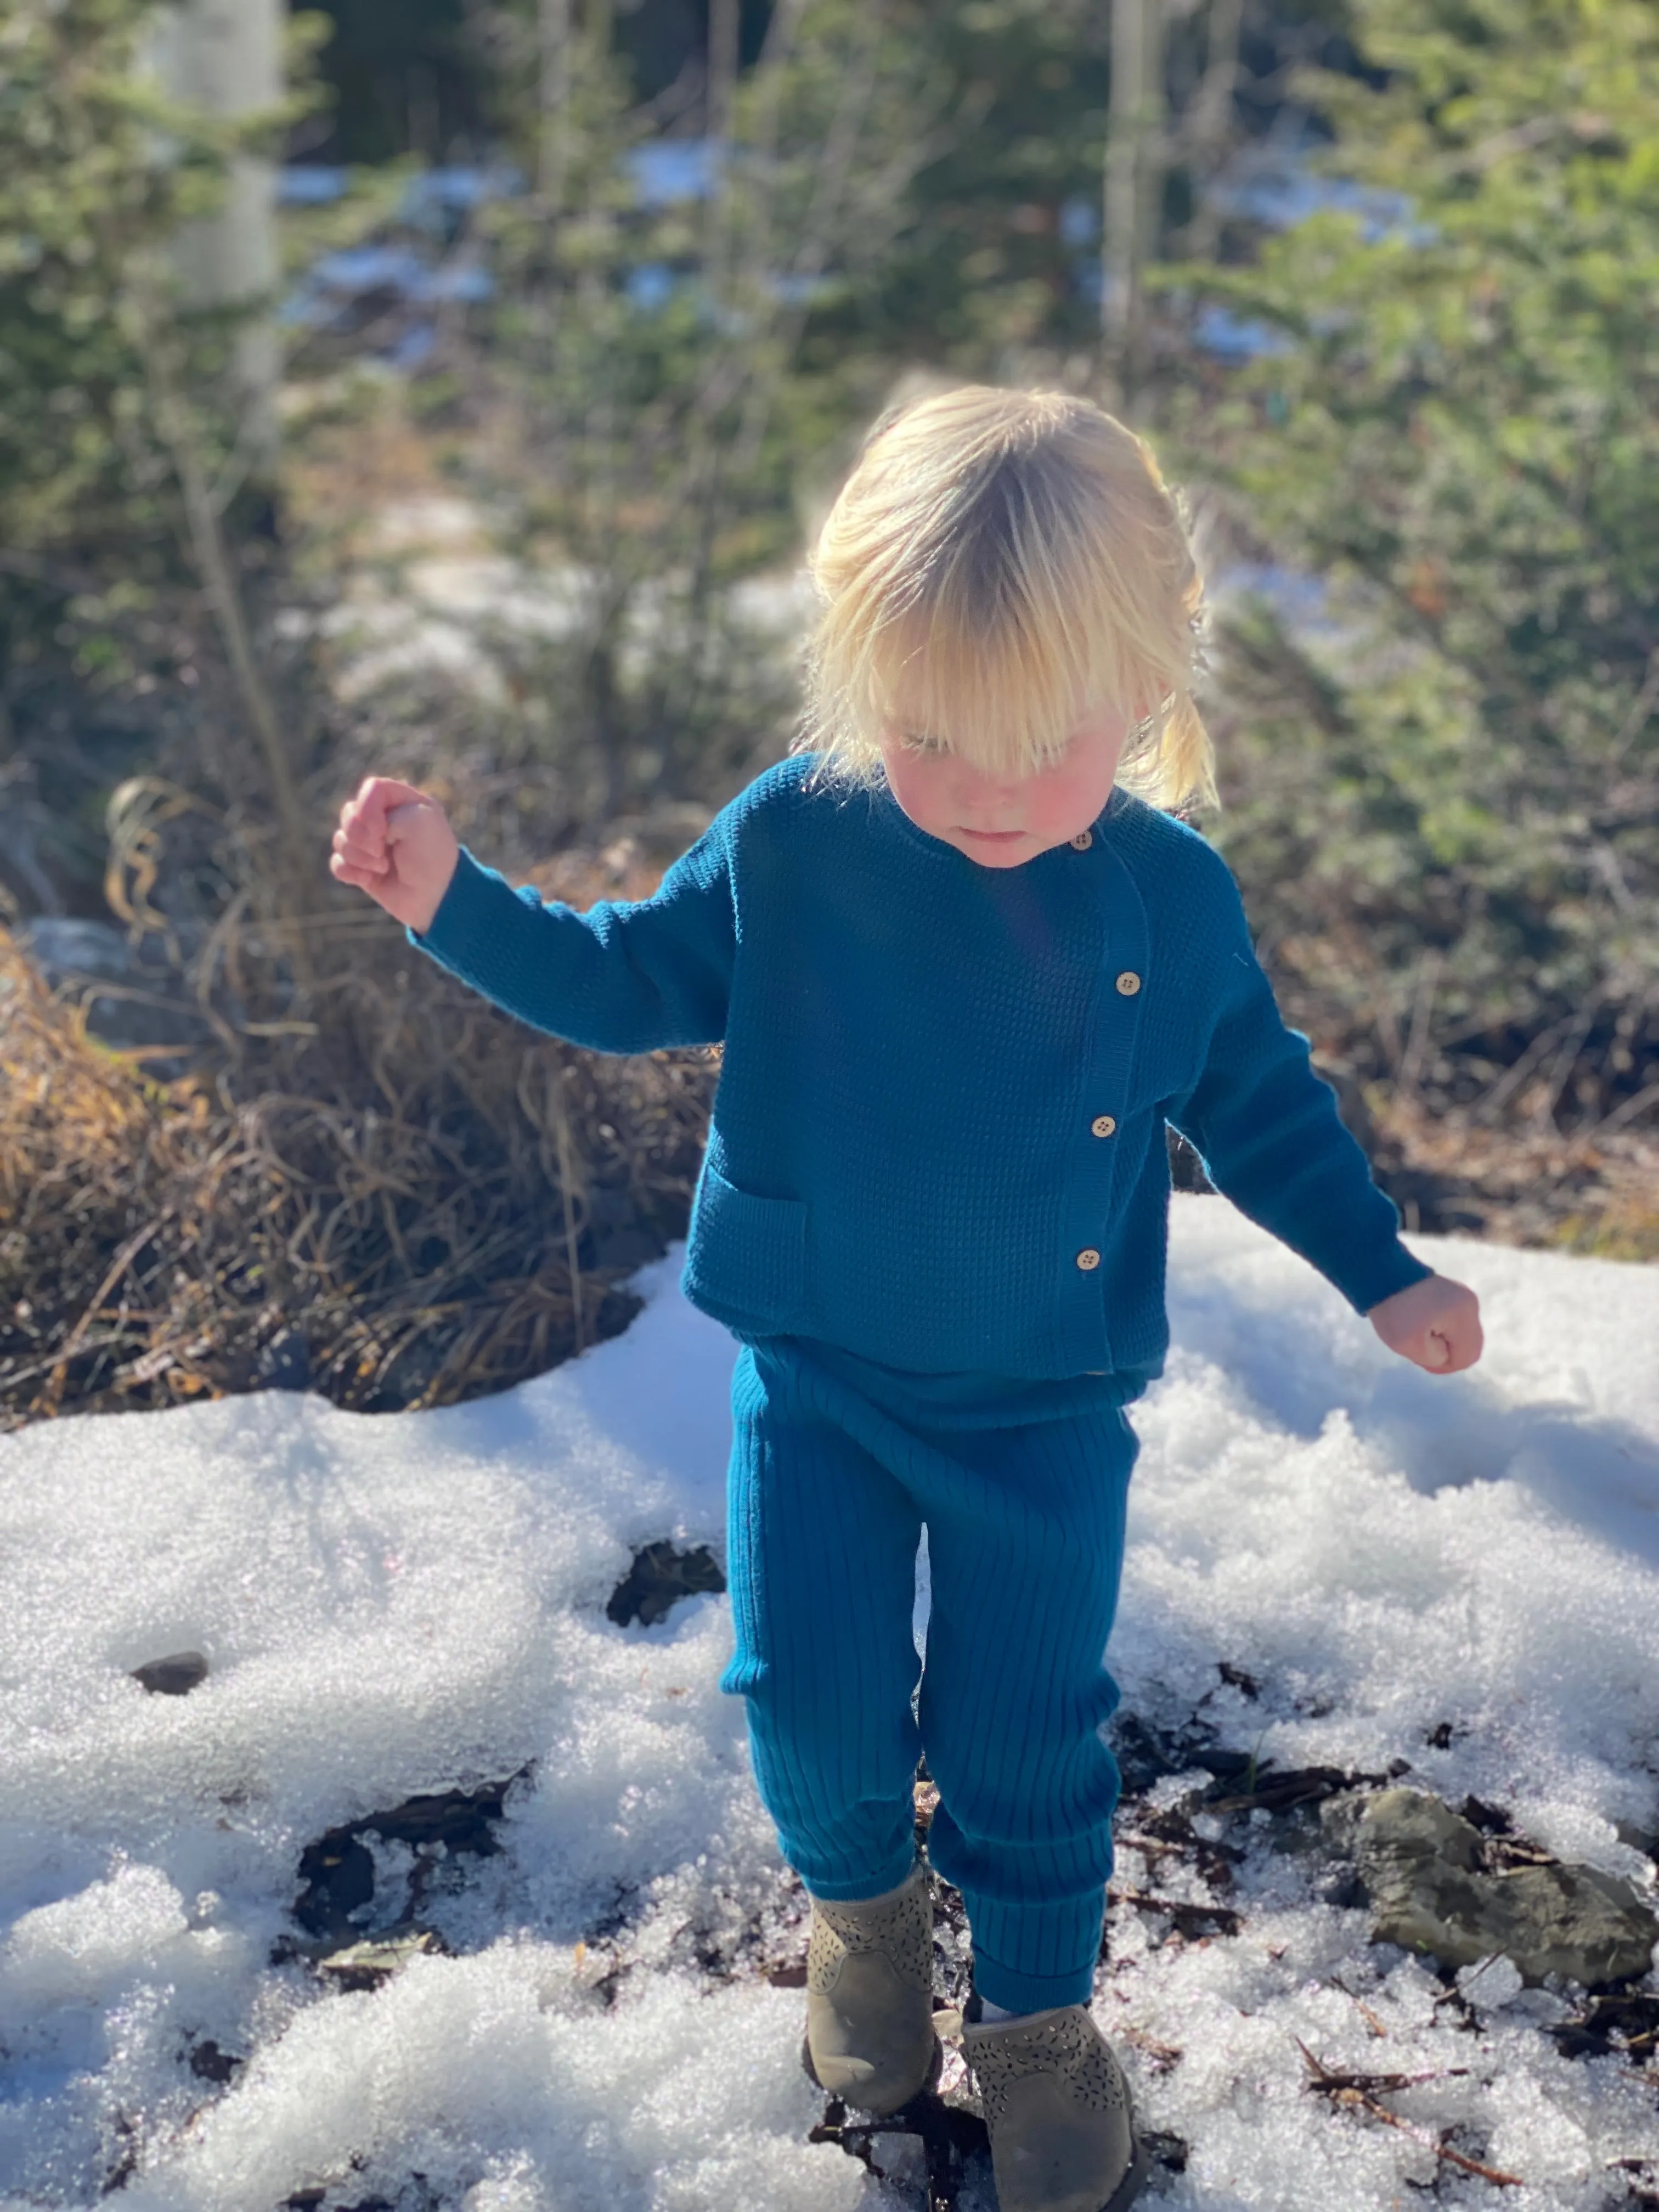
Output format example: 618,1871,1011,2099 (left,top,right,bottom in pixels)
149,0,284,479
